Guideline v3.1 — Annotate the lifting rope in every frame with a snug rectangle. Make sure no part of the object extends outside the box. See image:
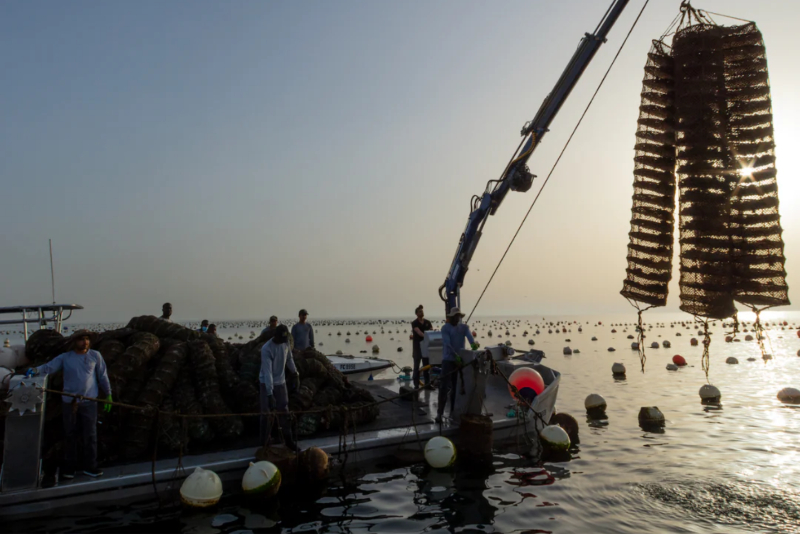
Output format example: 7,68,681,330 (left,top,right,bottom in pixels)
466,0,651,323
